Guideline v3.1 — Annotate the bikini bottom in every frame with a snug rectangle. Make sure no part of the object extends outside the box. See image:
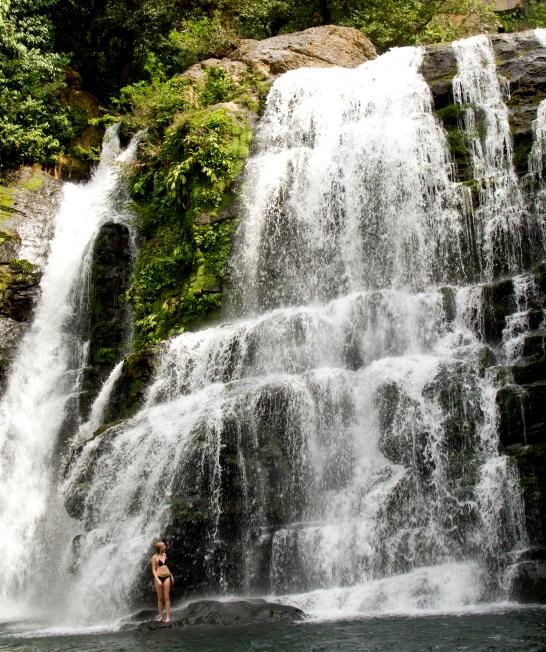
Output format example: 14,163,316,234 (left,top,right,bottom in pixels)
157,576,170,584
